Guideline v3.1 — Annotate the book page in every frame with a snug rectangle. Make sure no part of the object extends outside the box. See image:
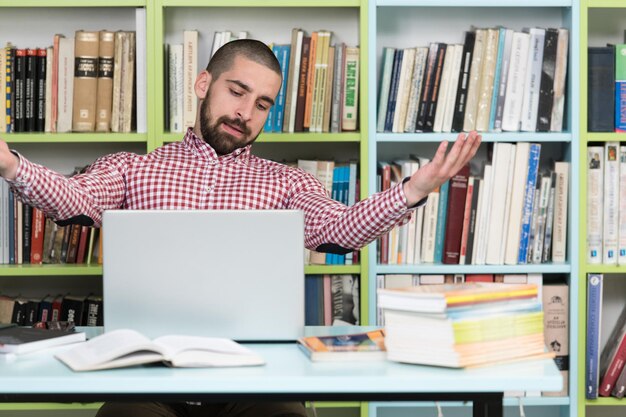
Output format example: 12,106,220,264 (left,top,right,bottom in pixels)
154,335,265,367
56,329,164,371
